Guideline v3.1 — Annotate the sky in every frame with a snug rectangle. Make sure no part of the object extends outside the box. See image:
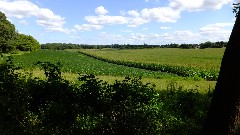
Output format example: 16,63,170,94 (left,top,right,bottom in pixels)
0,0,239,45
